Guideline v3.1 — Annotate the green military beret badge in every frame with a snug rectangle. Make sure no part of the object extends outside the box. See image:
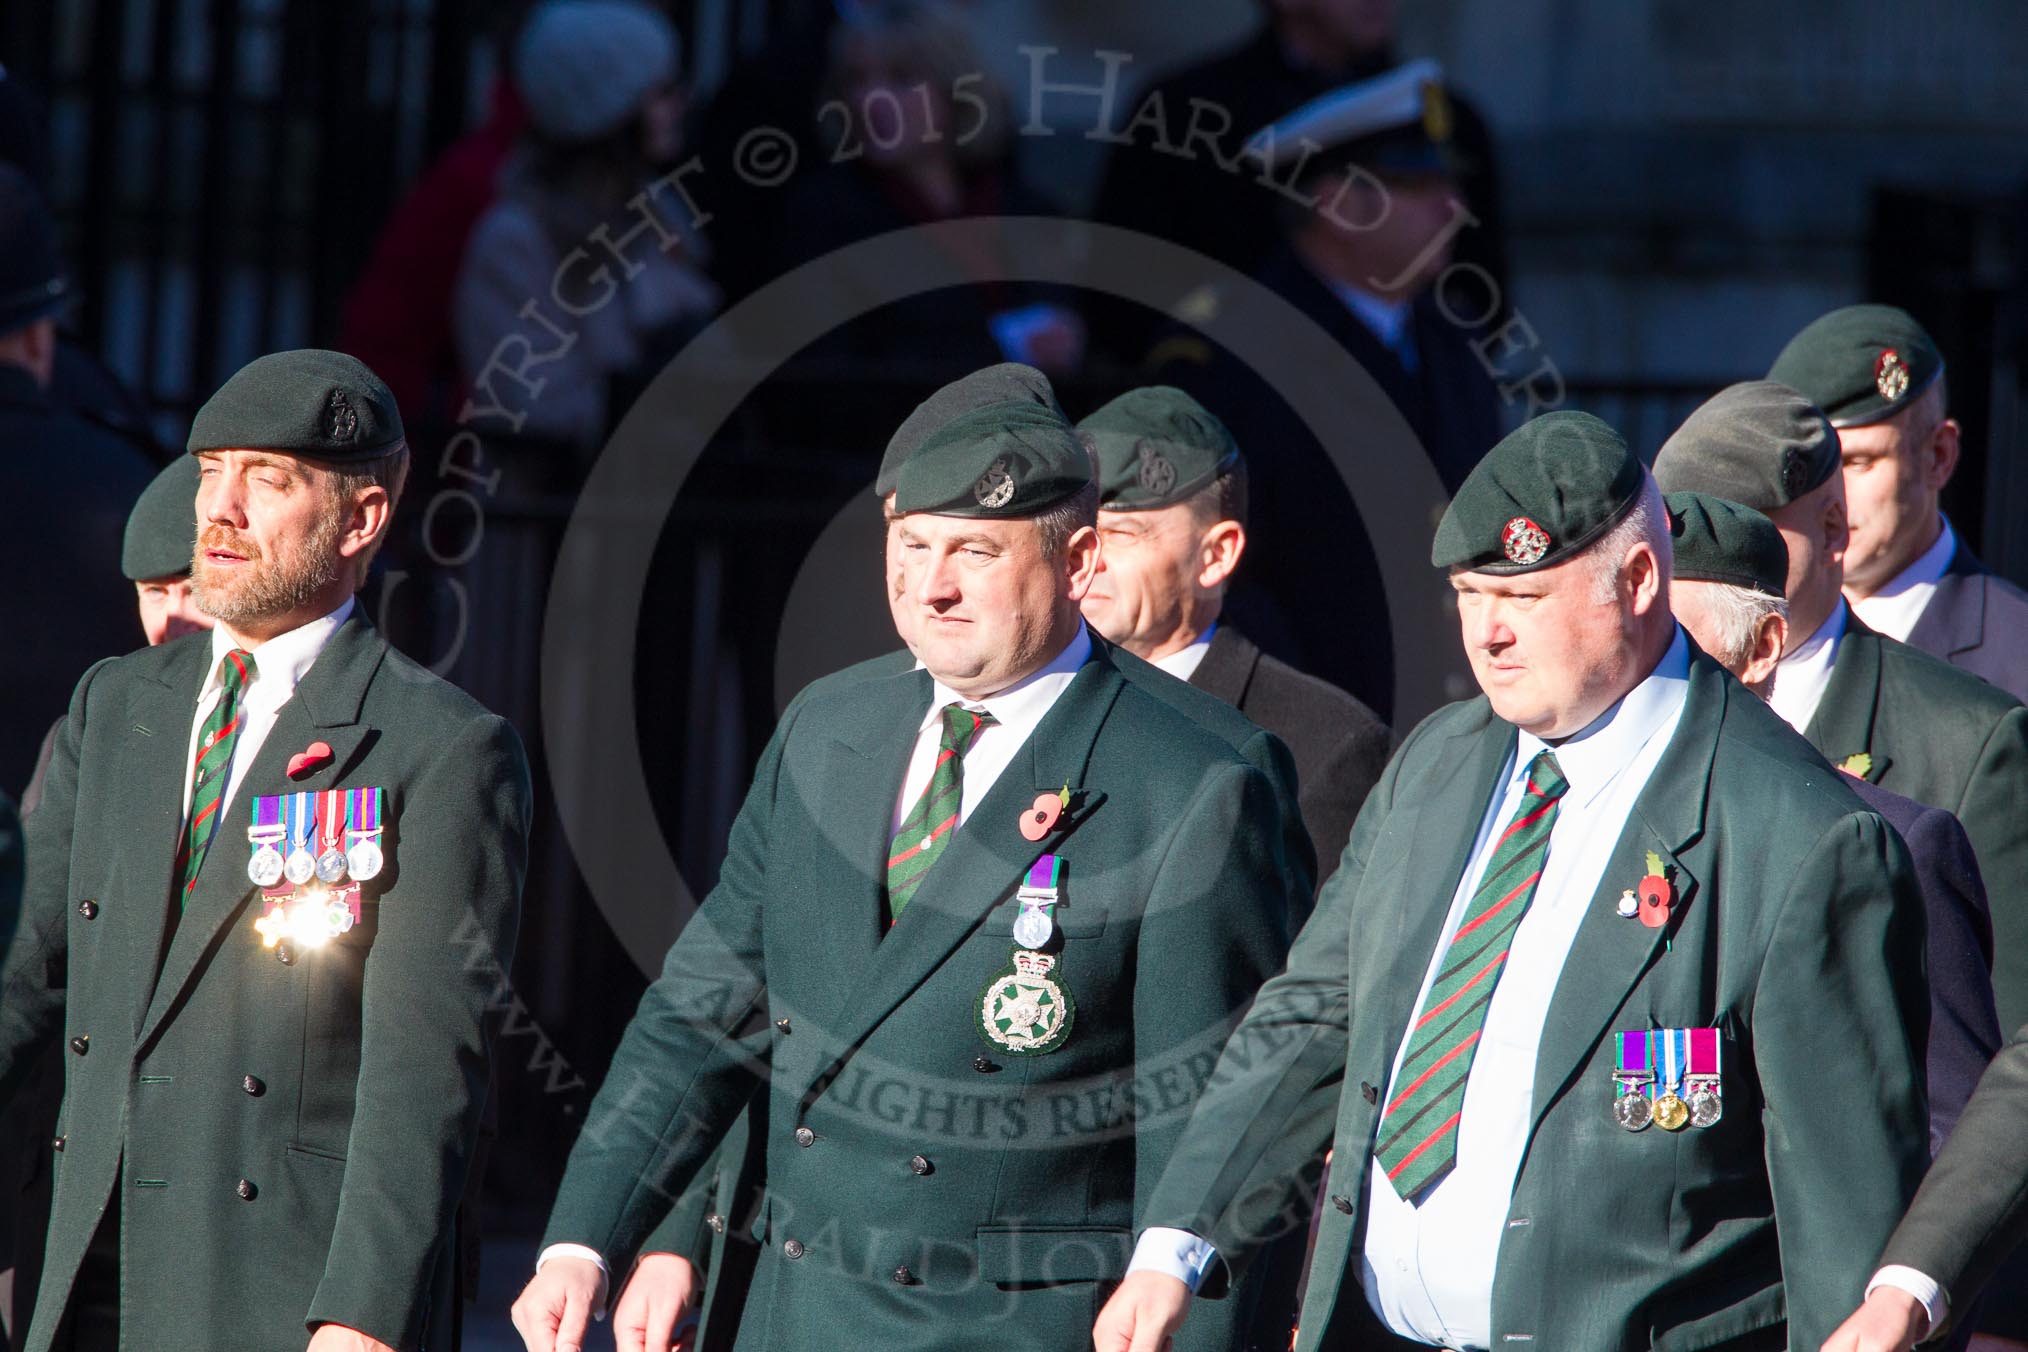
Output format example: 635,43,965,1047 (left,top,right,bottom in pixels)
1432,411,1643,575
188,348,405,462
1767,304,1944,428
893,399,1090,519
979,948,1075,1056
1665,492,1789,598
1079,385,1240,512
1652,381,1839,512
